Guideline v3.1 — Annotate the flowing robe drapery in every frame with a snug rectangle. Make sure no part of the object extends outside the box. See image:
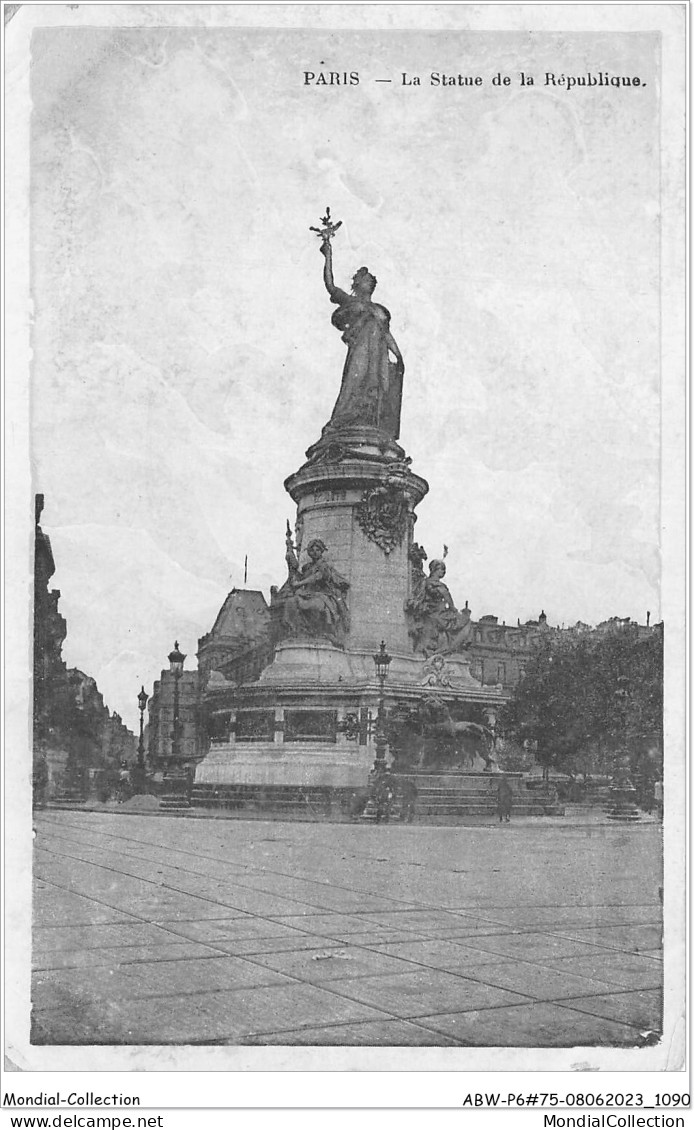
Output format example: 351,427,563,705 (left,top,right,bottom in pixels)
326,288,403,439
